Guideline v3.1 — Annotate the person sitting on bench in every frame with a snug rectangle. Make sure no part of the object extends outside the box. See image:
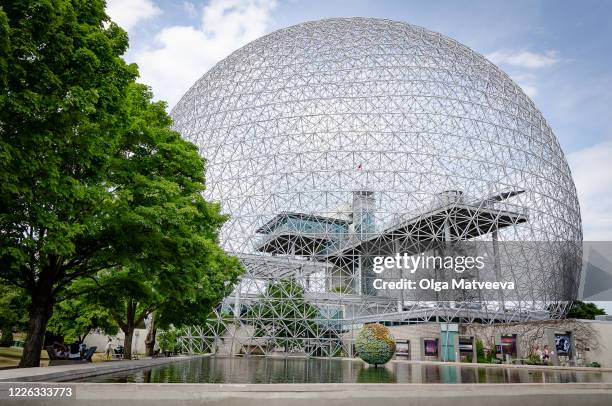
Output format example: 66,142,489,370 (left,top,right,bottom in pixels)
68,342,81,359
52,342,69,359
